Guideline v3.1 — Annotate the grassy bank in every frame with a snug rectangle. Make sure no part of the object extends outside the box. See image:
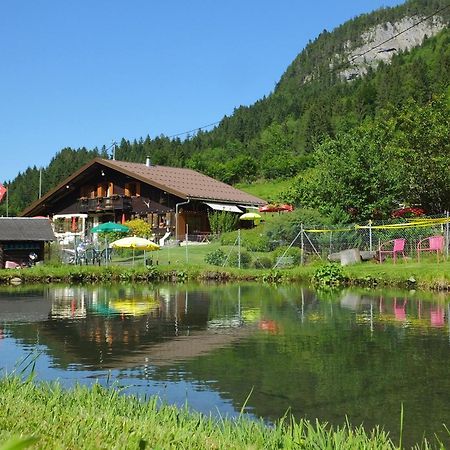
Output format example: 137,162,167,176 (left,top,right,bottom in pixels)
0,375,408,450
1,258,450,290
